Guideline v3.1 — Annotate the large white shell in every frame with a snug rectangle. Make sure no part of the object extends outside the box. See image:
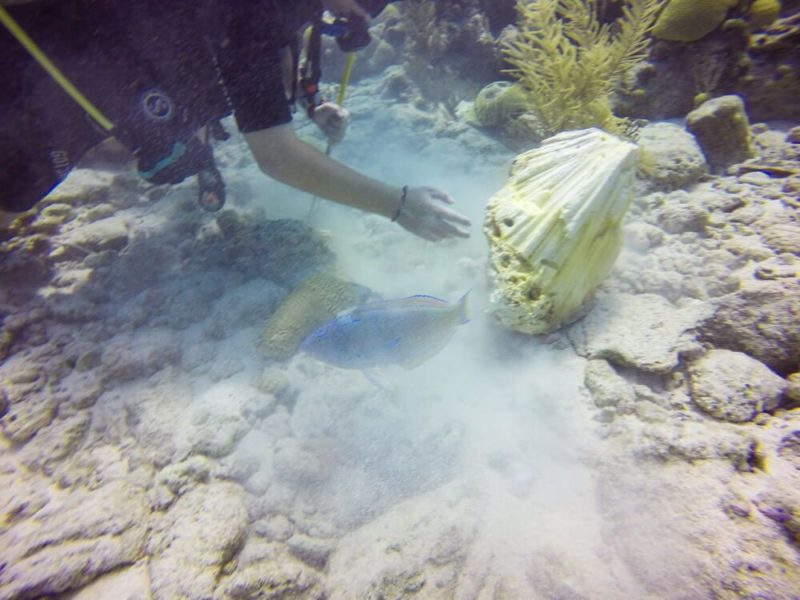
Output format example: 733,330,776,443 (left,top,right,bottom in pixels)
484,128,639,334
